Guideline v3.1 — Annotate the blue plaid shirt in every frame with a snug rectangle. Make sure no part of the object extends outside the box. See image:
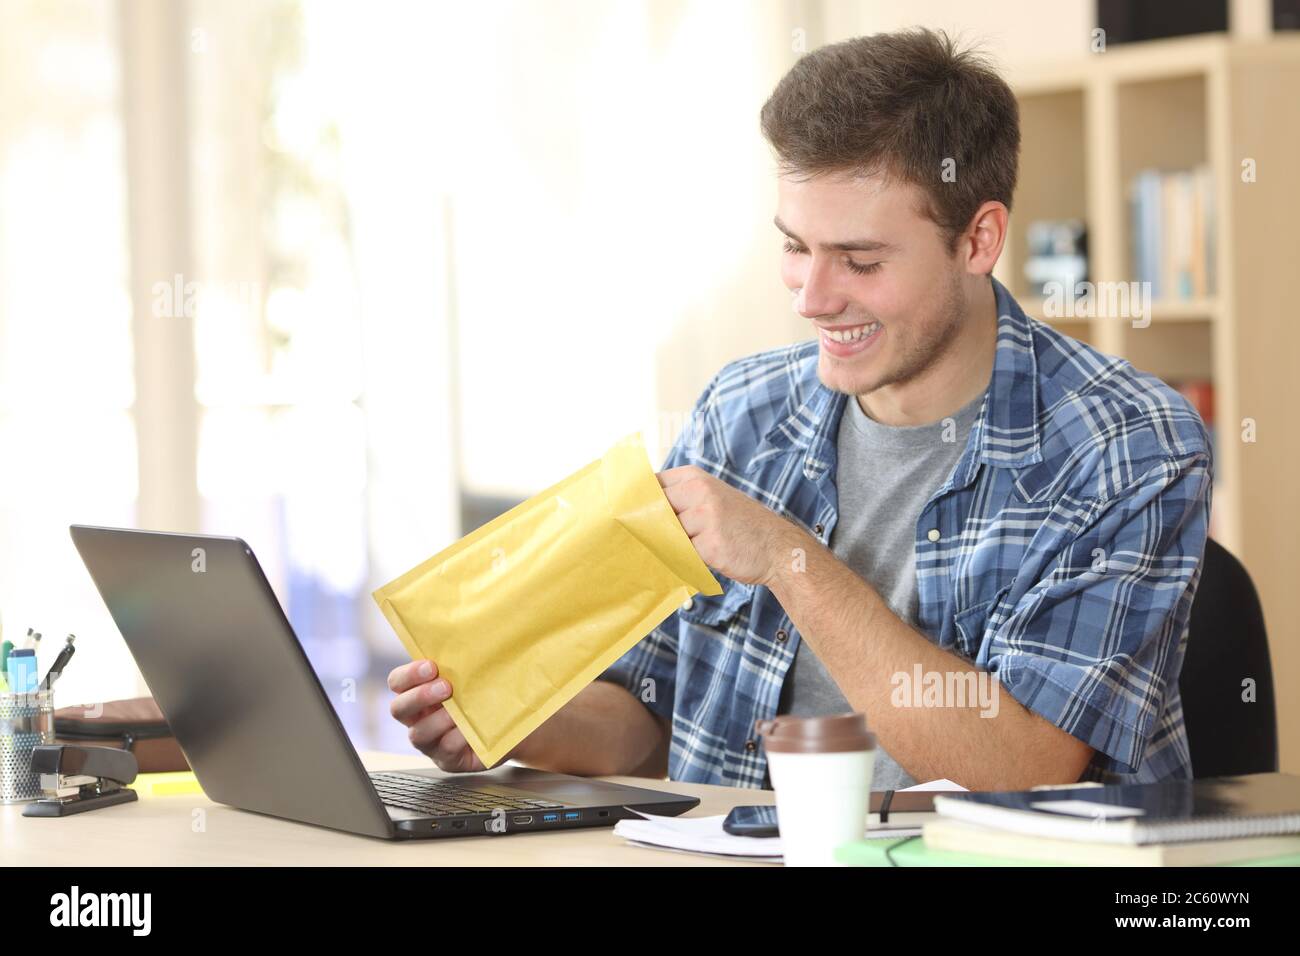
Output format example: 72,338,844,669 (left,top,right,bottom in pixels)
600,277,1212,789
